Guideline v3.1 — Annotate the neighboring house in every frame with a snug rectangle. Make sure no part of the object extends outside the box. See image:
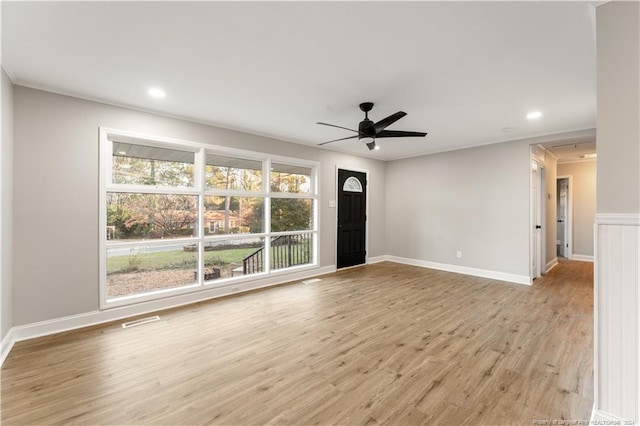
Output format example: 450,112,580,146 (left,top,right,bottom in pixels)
204,210,241,233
